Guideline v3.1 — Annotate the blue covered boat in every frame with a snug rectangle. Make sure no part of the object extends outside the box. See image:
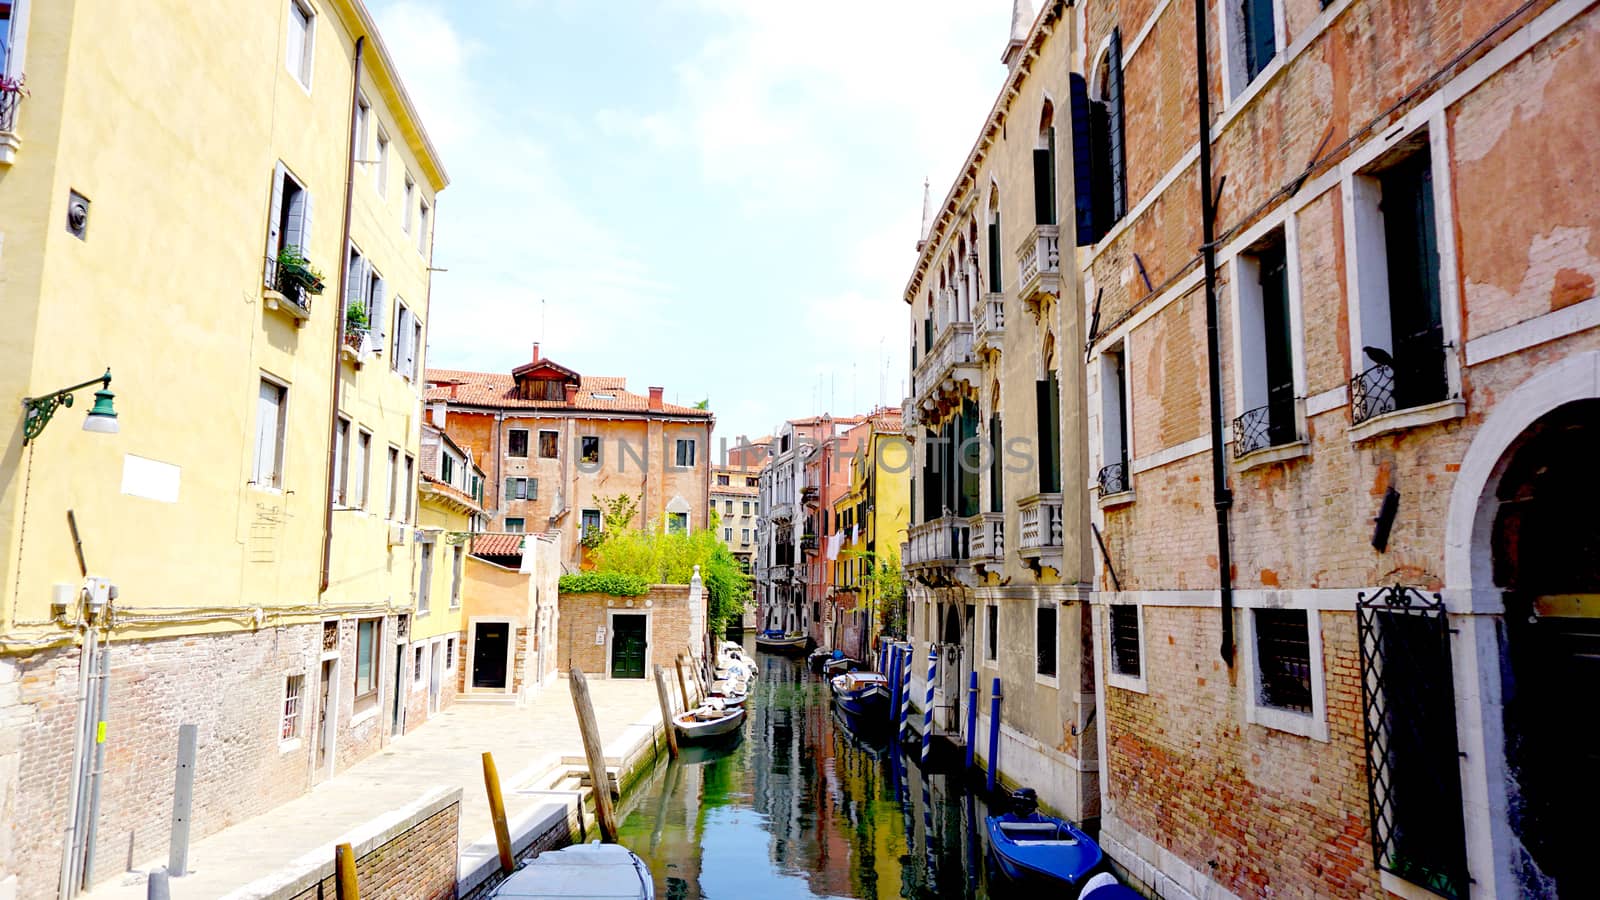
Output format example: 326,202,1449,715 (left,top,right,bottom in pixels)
829,671,890,719
984,789,1104,888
